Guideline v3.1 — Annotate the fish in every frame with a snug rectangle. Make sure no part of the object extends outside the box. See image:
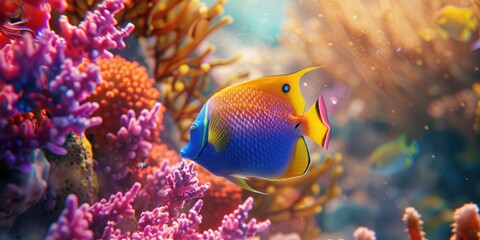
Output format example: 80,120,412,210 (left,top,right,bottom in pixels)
433,5,478,42
369,134,420,175
180,67,331,194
